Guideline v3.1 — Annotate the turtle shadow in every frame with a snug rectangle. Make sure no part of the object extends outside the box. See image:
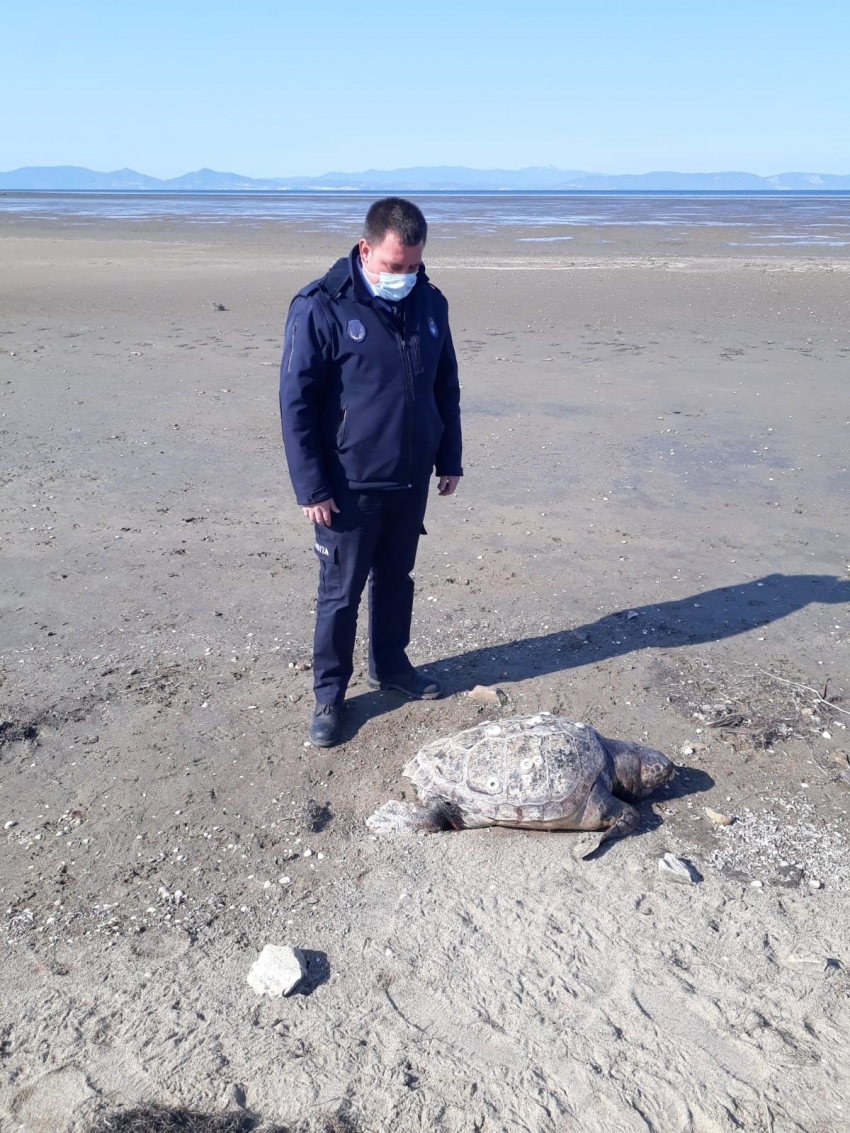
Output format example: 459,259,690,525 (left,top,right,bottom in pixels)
635,763,715,840
581,765,714,859
660,764,715,802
